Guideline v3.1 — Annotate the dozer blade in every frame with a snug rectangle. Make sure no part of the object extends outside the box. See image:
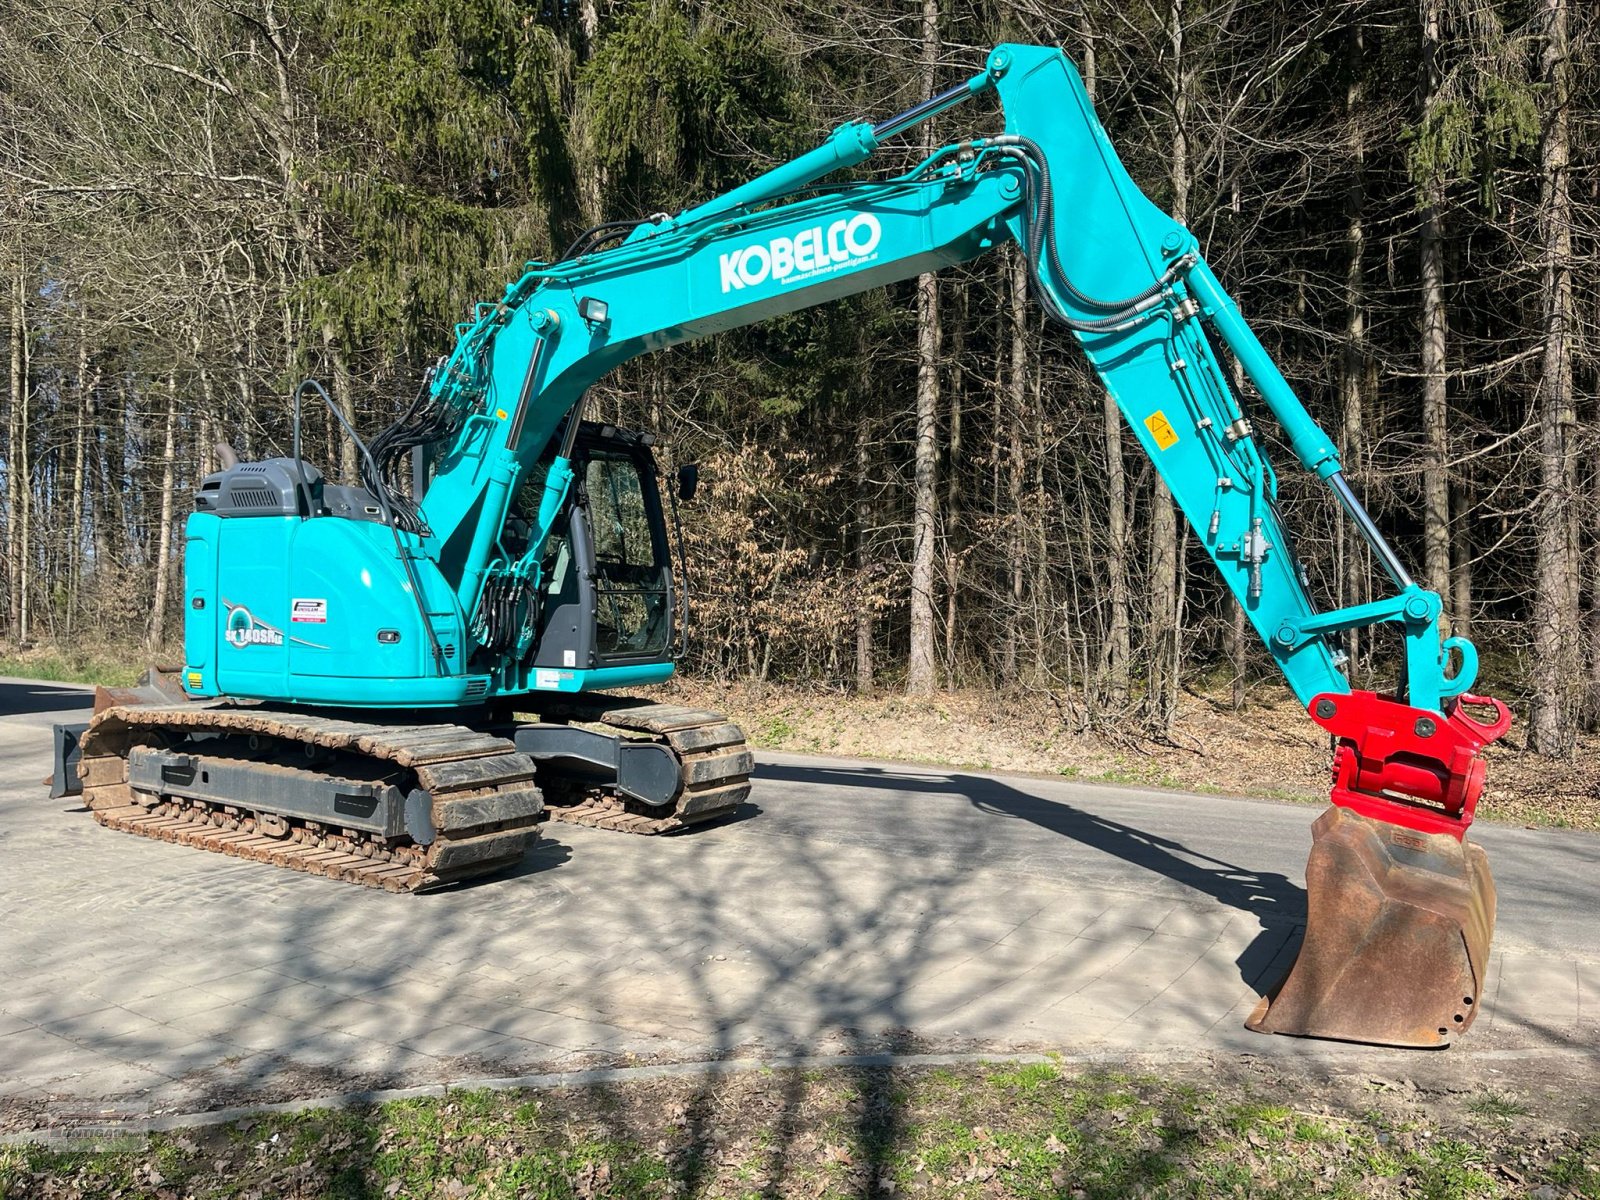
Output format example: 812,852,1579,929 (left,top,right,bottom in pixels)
49,666,193,798
1247,804,1495,1048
